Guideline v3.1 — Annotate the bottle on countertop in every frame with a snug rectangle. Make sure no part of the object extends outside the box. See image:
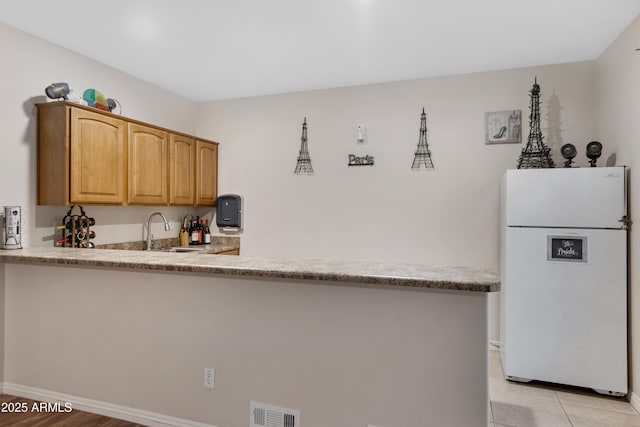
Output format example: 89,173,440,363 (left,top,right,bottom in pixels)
179,225,189,246
198,218,204,244
204,219,211,244
190,219,199,245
